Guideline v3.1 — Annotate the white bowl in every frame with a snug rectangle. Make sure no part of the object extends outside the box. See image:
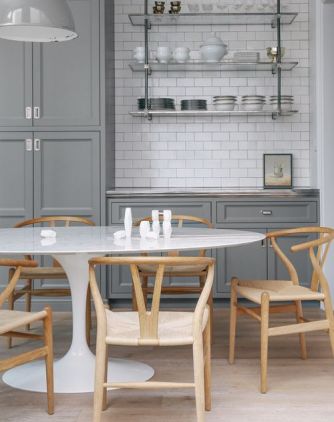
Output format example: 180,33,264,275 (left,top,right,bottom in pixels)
200,43,228,62
271,103,293,112
214,103,236,111
242,103,265,111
